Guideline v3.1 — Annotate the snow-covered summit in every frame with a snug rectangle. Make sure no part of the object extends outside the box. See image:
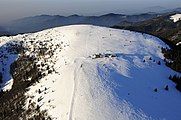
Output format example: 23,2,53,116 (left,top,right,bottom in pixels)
170,14,181,22
0,25,181,120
